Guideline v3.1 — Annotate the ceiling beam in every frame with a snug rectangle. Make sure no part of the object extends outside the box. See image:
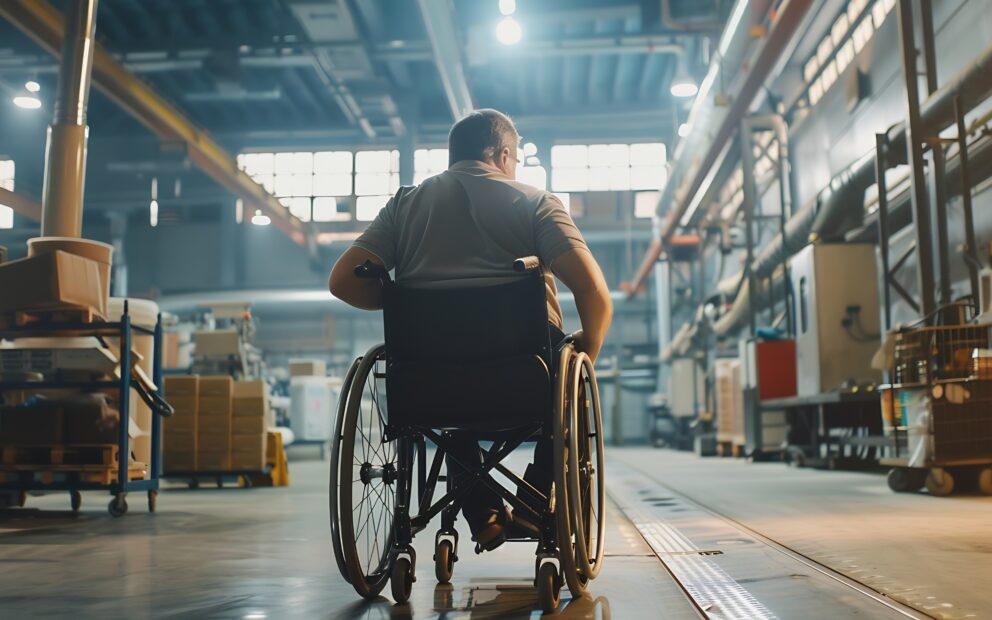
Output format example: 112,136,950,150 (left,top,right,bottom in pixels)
416,0,473,120
0,0,316,255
